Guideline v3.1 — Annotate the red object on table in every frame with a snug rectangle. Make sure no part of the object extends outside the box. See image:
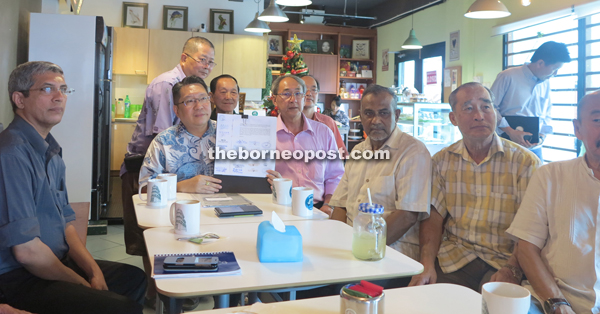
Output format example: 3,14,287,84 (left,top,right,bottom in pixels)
349,281,383,297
